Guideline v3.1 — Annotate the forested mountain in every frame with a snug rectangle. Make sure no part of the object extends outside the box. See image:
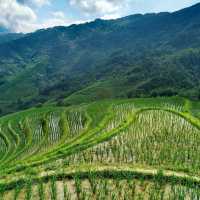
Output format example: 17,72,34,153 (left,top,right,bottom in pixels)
0,3,200,115
0,27,9,33
0,33,24,45
0,27,23,44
